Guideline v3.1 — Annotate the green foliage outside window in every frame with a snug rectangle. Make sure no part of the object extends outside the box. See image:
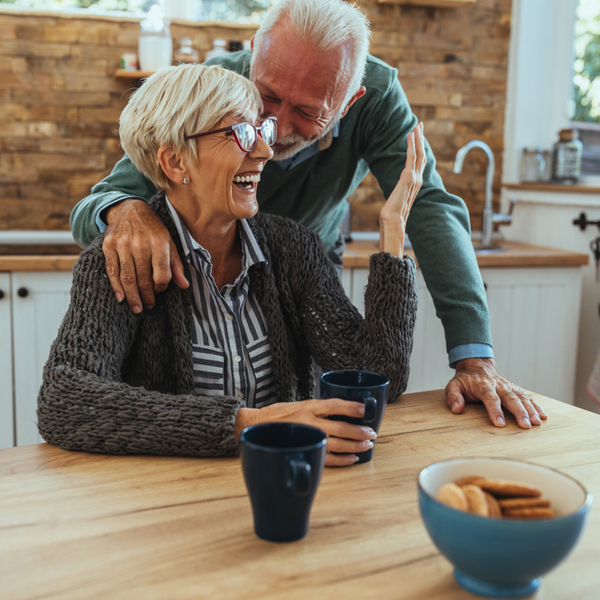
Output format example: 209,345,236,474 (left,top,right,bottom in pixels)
574,0,600,124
